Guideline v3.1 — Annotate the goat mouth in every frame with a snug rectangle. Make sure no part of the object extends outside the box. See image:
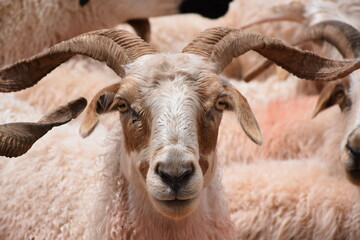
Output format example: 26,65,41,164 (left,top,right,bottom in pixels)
150,196,199,219
160,198,193,207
